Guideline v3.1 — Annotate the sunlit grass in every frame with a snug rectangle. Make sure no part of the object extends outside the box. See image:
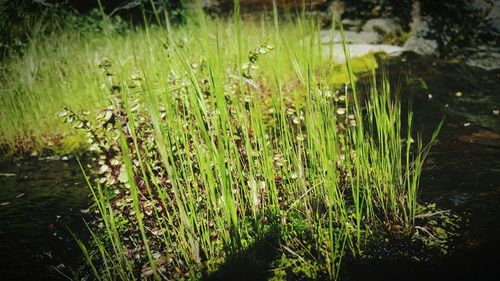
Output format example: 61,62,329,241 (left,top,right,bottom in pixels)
60,9,442,281
0,9,378,157
1,2,444,280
